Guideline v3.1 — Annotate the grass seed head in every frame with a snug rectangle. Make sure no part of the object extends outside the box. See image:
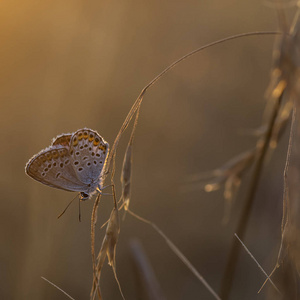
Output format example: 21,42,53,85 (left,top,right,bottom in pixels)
121,143,132,210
